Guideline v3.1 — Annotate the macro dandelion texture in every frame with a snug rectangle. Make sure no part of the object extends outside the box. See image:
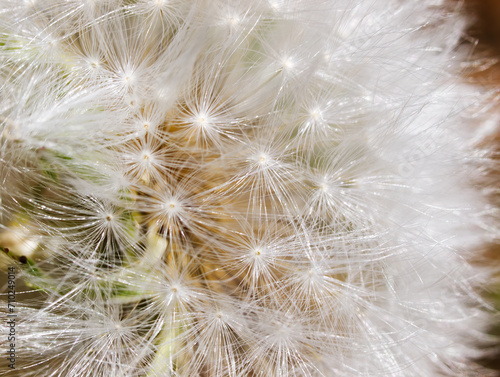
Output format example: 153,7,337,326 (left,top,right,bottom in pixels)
0,0,500,376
